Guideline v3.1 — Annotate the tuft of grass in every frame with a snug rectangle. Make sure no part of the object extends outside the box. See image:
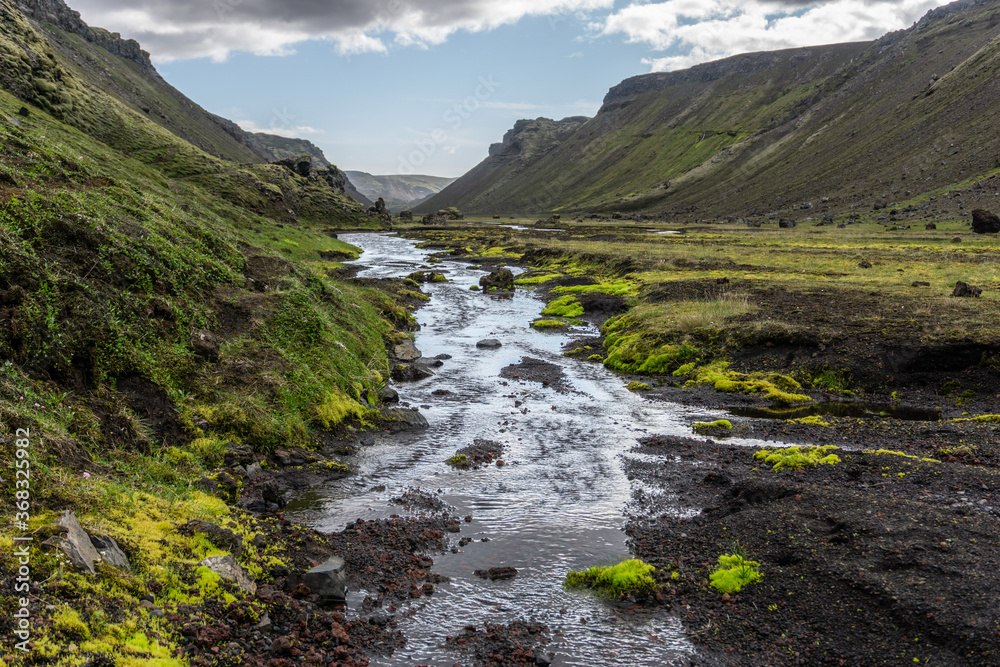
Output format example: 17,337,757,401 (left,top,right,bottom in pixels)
565,558,656,598
710,553,763,594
